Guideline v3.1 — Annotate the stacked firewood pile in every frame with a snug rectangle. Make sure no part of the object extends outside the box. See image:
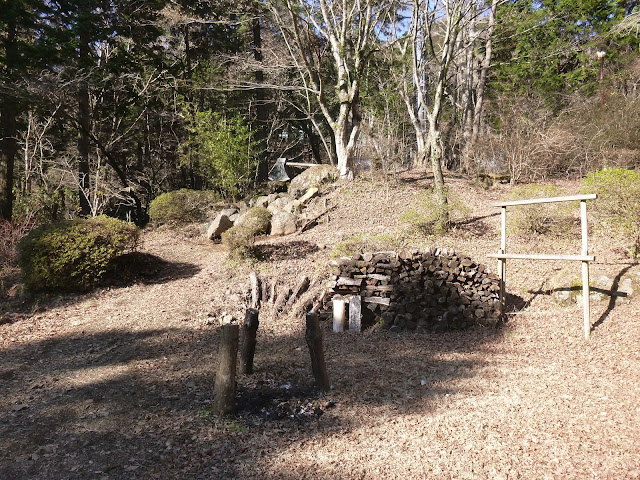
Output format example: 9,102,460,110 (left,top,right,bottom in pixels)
324,249,502,332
